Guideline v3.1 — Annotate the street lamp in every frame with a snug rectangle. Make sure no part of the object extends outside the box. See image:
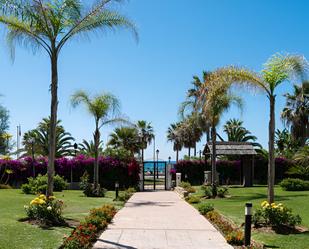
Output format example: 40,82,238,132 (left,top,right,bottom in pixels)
72,143,78,184
156,149,159,179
